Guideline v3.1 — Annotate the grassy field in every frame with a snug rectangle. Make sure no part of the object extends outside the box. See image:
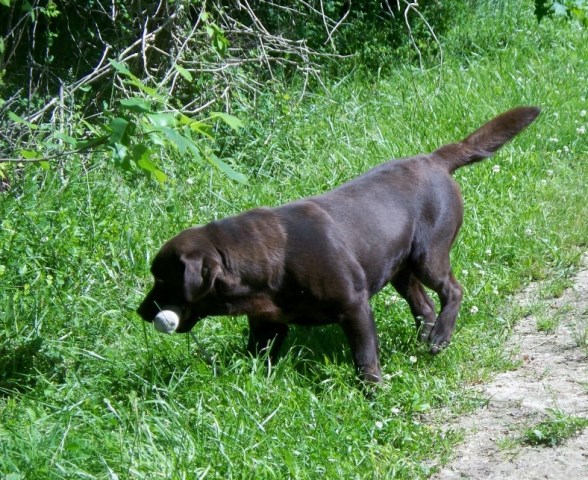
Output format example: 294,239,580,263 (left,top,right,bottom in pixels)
1,1,587,478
